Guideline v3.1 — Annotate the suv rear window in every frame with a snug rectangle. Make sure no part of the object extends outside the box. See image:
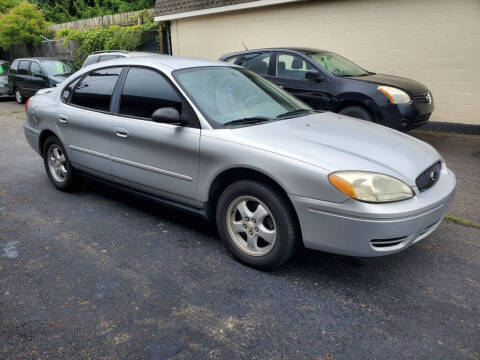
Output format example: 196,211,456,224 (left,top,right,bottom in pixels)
70,67,122,112
18,61,30,75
